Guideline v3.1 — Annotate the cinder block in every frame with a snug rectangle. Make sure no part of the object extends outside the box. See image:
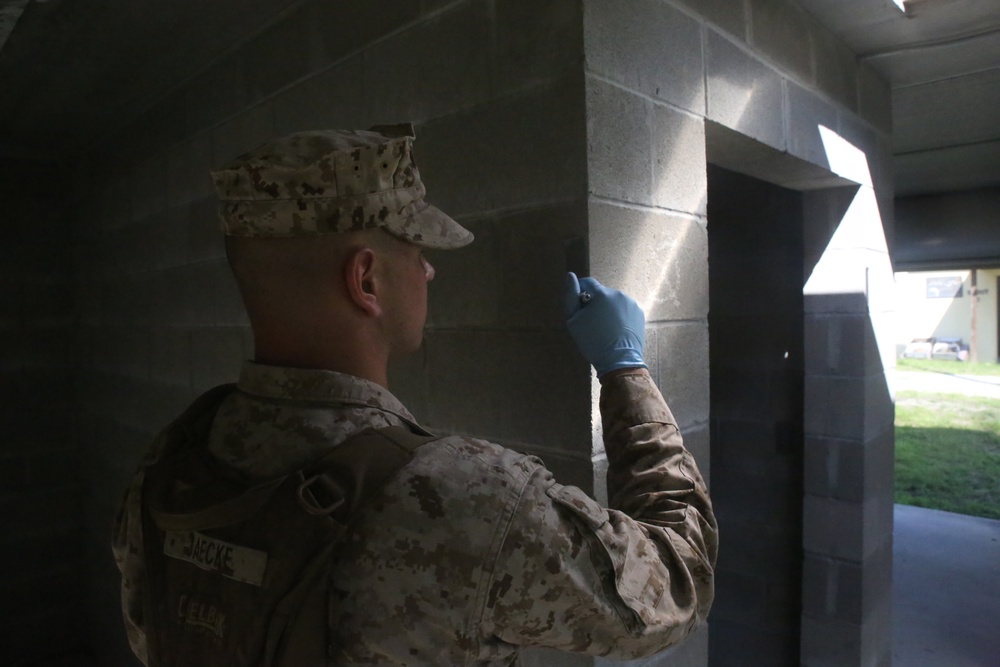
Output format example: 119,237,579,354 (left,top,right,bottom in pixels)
188,195,225,264
189,326,244,391
587,77,652,205
706,30,785,151
802,185,860,268
802,494,890,562
22,325,74,370
149,327,191,389
836,112,879,176
20,281,72,327
131,152,168,223
418,76,587,218
494,0,583,95
801,611,887,667
148,264,216,328
804,375,865,440
804,312,881,378
423,329,591,453
184,51,249,136
241,5,317,103
588,201,709,323
273,57,366,135
425,216,501,330
713,569,767,626
96,174,132,233
211,103,276,167
497,202,588,329
803,290,868,315
25,447,81,491
802,549,890,626
803,435,862,501
748,0,813,83
811,24,859,114
863,371,895,438
653,322,709,428
306,0,422,70
0,287,20,330
857,63,891,135
710,618,796,667
165,132,215,205
786,82,838,169
709,366,772,422
429,201,586,331
871,135,895,243
363,1,492,122
0,454,26,495
651,104,707,216
147,209,193,272
0,330,24,372
670,0,746,40
711,417,780,469
584,0,705,114
206,258,249,327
